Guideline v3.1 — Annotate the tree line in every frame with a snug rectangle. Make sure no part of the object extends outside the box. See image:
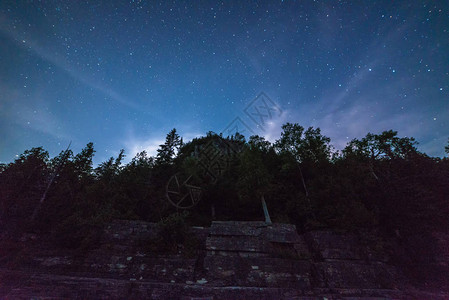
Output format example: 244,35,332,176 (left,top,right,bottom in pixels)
1,125,448,250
